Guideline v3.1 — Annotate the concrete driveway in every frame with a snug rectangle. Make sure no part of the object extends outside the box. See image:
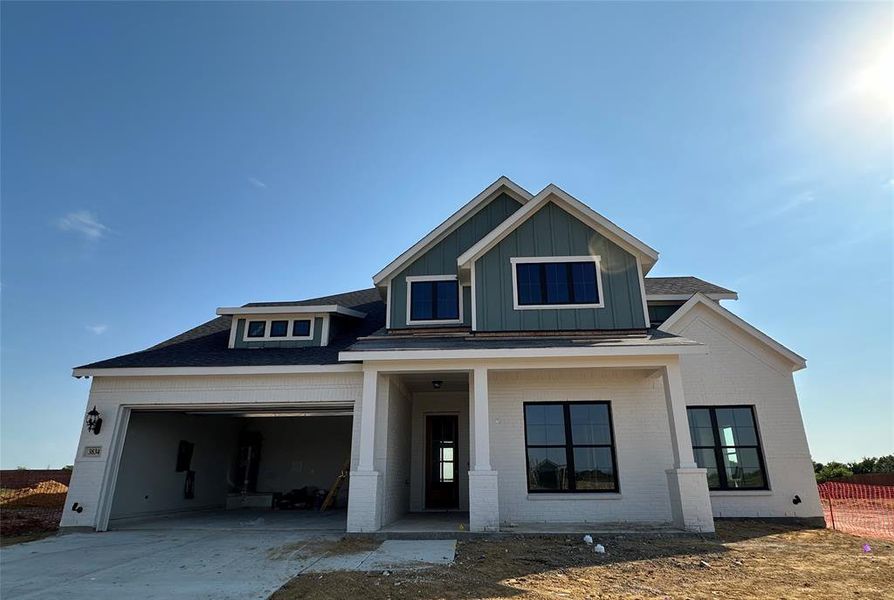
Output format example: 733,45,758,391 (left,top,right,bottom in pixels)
0,529,339,600
1,510,455,600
